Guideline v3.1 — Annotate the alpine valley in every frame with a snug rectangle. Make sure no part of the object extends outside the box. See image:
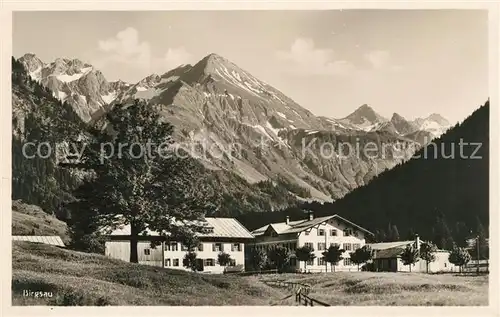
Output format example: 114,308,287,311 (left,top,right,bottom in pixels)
13,53,452,216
